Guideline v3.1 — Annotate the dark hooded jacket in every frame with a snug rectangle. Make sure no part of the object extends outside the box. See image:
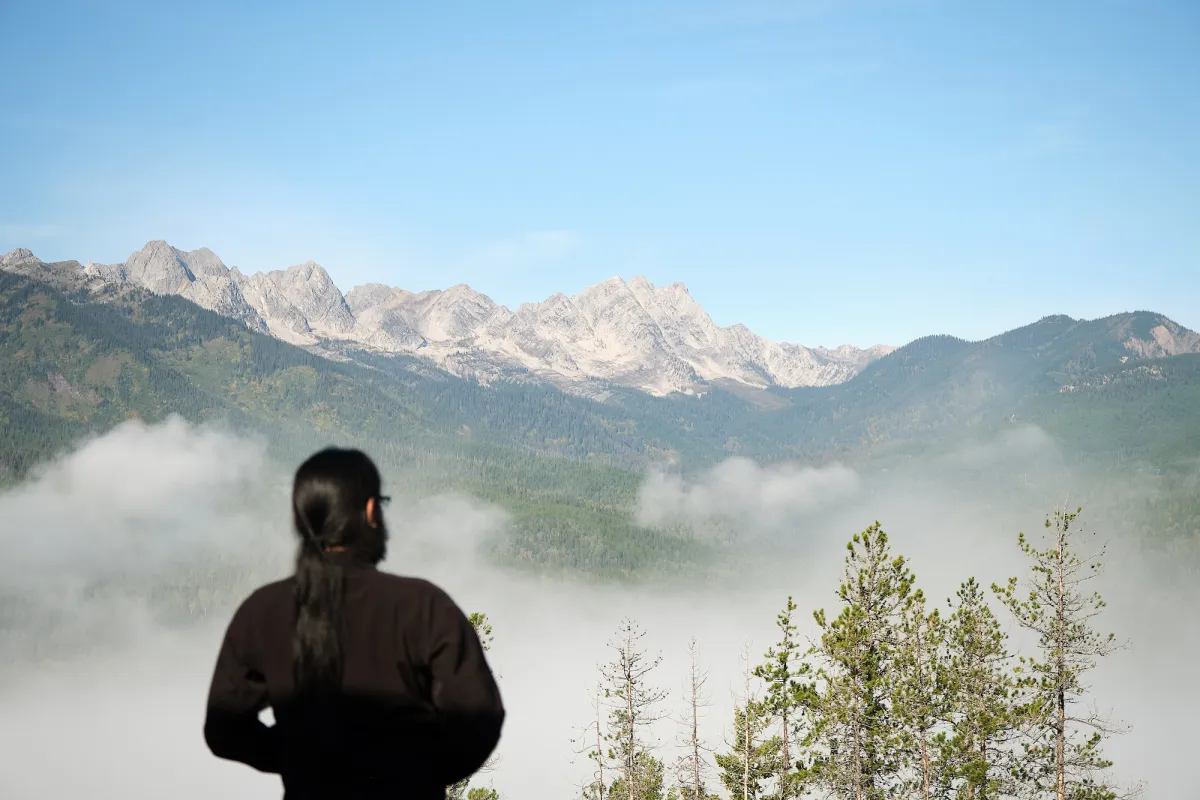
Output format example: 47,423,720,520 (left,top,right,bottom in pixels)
204,551,505,799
